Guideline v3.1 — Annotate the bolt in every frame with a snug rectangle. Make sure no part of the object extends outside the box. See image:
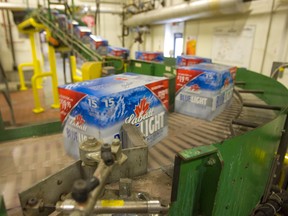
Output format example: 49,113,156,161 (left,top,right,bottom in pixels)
71,179,89,203
207,157,216,166
101,143,111,152
85,137,97,146
59,193,67,201
27,197,38,207
57,180,62,185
